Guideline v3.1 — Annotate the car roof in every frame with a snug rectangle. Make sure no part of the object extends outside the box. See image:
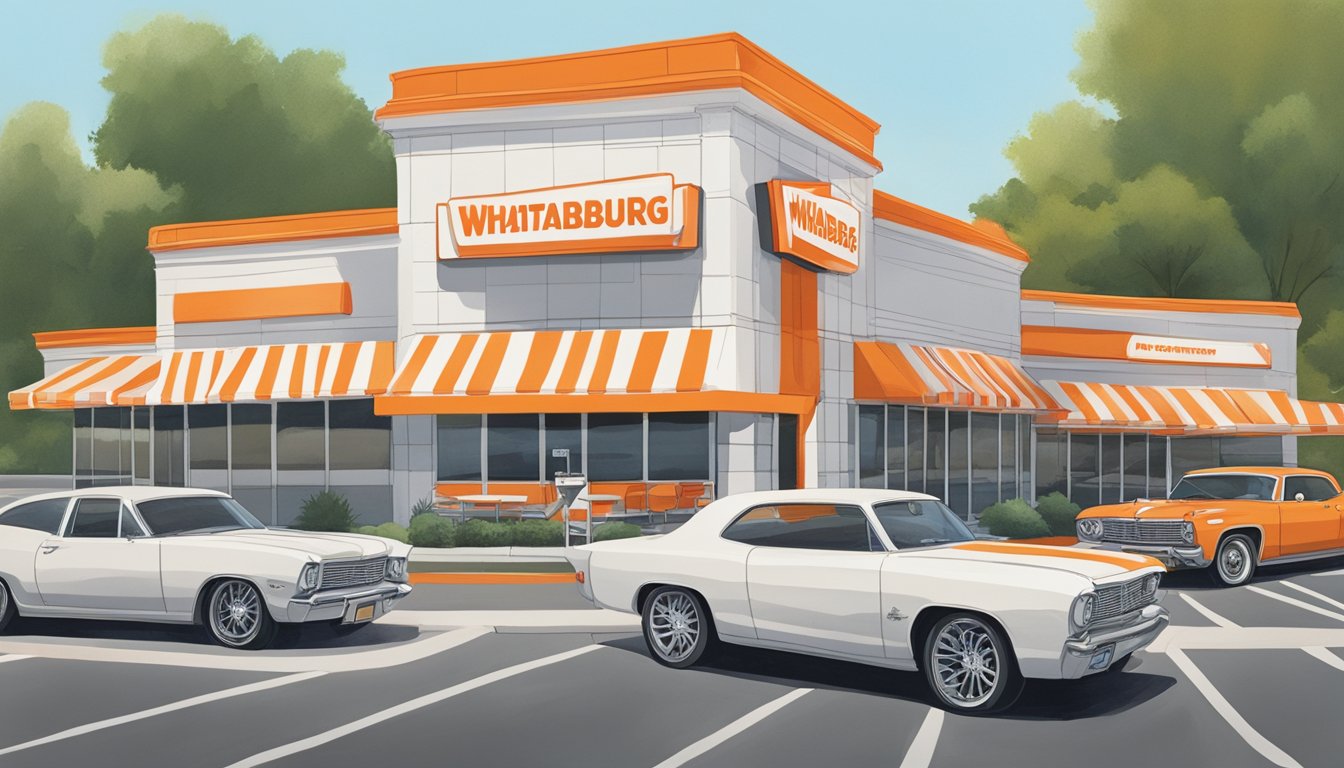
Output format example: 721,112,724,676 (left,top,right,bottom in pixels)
1184,466,1334,479
0,486,228,513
